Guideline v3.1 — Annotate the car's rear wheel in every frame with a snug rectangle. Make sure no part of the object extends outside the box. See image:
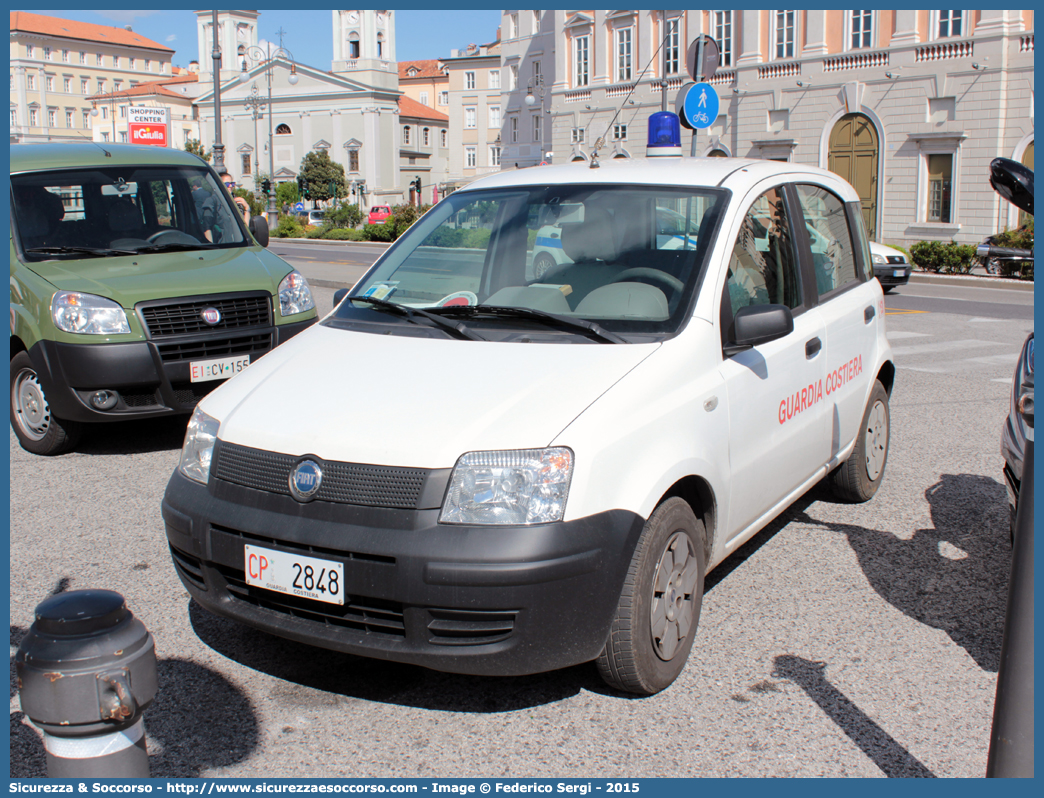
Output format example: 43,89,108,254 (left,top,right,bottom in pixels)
597,497,705,695
830,379,890,502
533,253,557,280
10,352,81,456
